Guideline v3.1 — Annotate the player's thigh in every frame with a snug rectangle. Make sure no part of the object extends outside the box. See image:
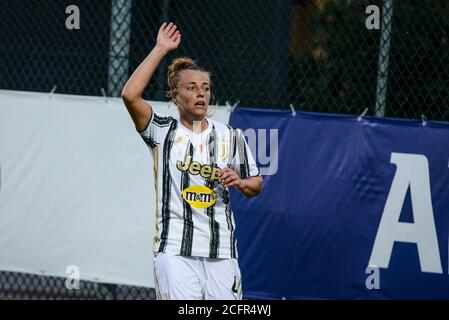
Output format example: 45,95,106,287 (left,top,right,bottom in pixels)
154,253,202,300
204,258,242,300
